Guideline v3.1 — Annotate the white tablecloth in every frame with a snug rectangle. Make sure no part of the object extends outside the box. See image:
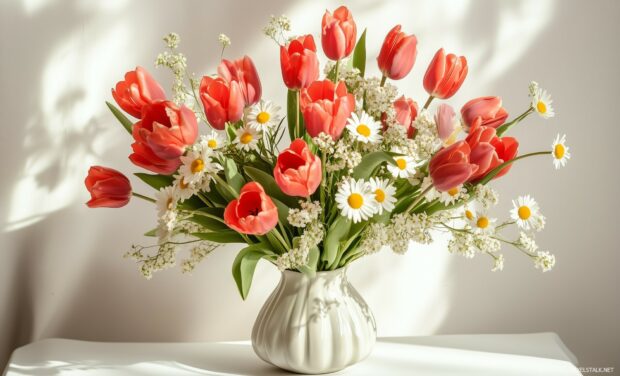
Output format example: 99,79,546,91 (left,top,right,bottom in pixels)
3,333,581,375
